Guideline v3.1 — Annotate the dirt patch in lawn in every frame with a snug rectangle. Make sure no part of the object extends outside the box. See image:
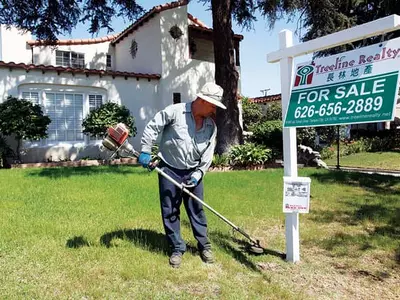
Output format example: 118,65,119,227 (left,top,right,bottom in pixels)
256,246,400,300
